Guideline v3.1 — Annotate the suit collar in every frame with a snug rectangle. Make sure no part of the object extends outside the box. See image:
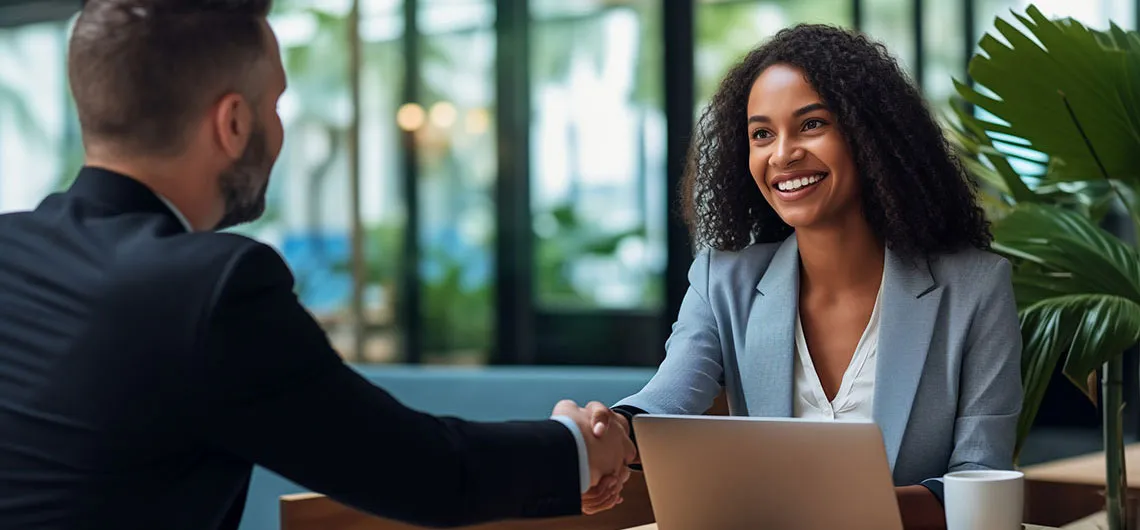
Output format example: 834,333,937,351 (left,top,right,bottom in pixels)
740,234,943,475
69,166,191,233
742,235,800,418
874,247,942,471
